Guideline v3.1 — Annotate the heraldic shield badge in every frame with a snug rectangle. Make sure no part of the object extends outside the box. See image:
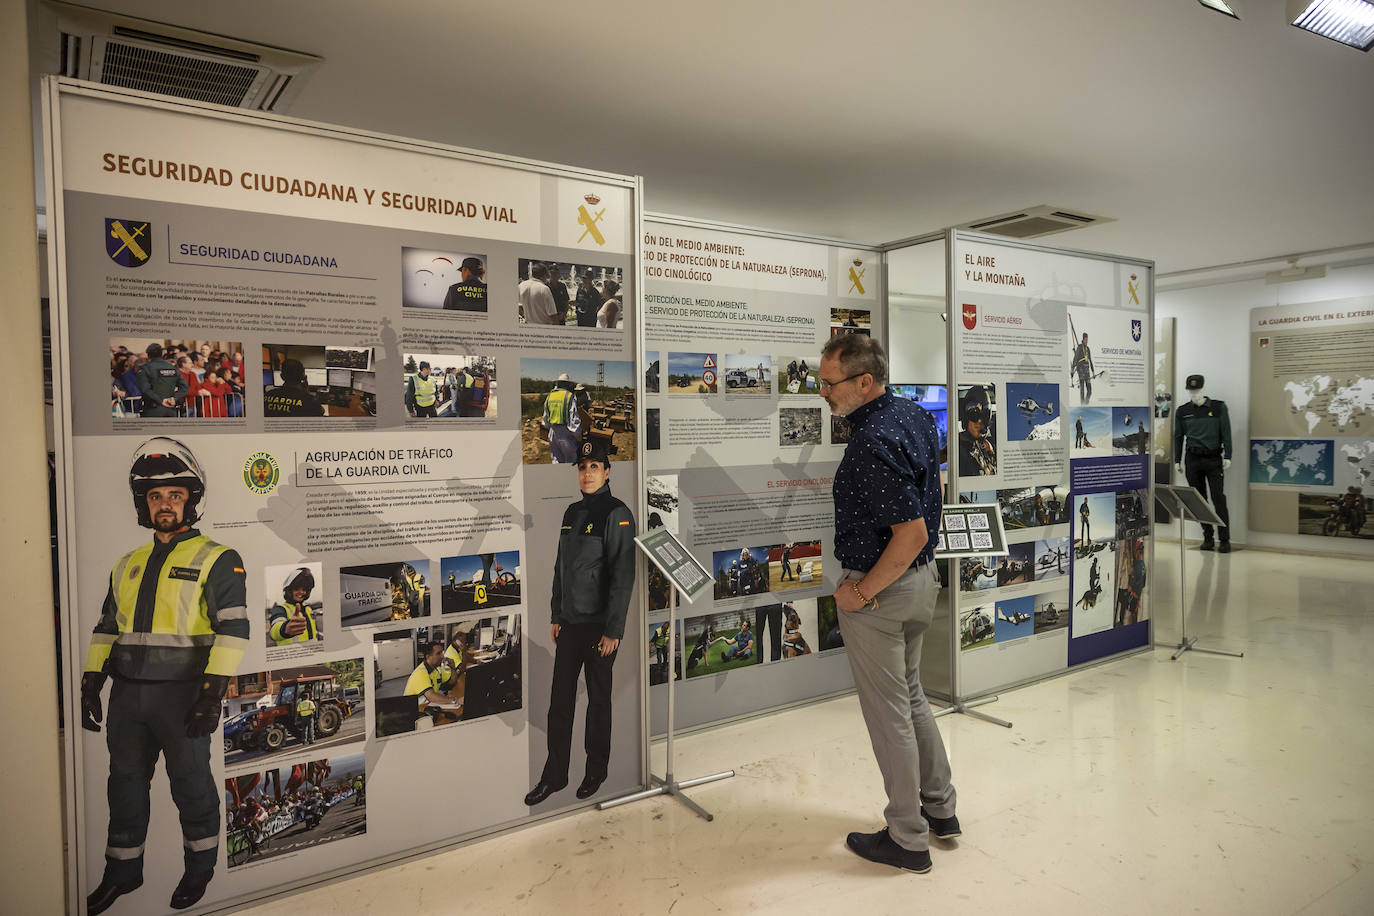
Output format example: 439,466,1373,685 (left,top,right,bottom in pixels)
106,218,151,267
